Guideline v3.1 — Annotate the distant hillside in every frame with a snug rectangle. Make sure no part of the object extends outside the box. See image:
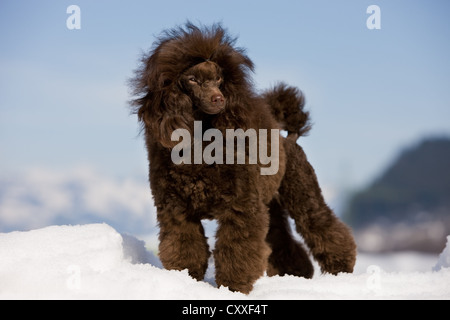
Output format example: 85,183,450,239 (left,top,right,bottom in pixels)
343,137,450,252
